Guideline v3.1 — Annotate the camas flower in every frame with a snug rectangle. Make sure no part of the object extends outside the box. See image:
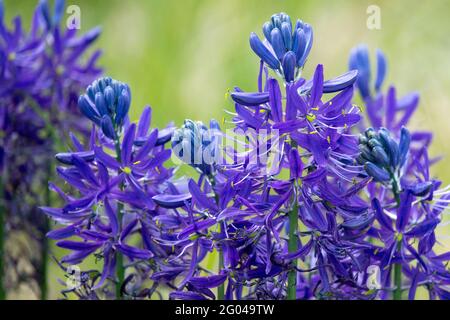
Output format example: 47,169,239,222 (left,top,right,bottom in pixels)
250,12,313,82
43,78,174,299
78,77,131,139
358,127,410,187
171,119,221,175
34,11,450,302
348,45,420,133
